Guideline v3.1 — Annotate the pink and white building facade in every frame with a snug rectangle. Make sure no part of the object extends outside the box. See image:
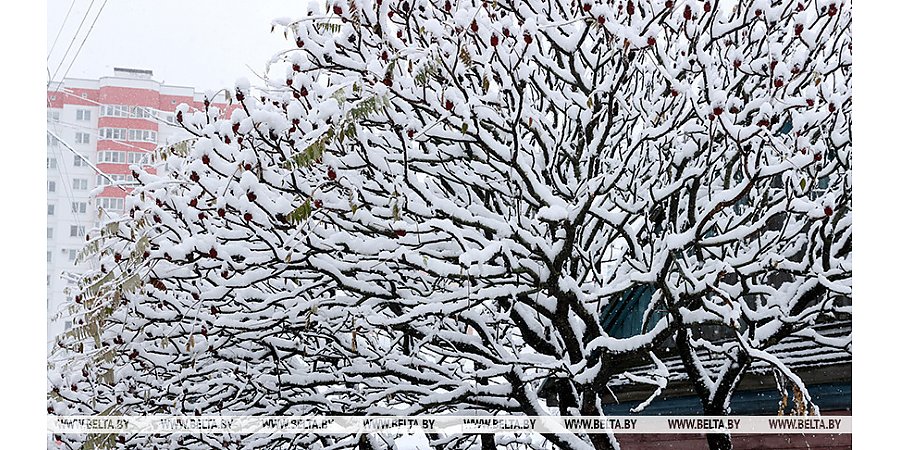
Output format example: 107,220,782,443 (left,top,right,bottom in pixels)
46,67,228,344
